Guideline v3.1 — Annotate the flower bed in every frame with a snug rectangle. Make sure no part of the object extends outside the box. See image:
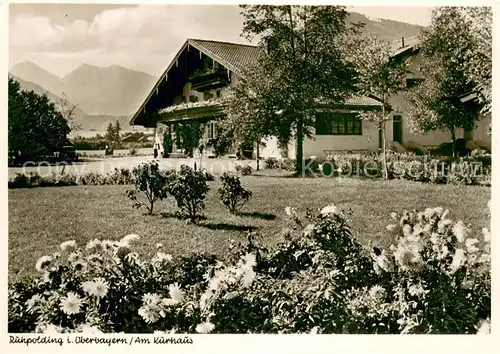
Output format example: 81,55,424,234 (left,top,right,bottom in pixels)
9,202,490,334
266,152,491,186
8,168,135,189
